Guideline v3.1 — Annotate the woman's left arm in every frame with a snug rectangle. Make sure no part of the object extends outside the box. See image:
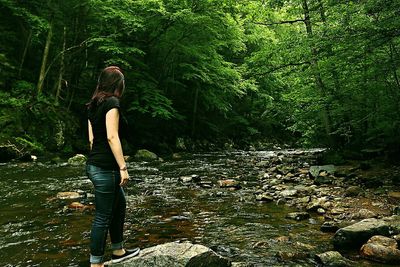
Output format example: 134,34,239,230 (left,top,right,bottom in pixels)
88,120,94,151
106,108,129,186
